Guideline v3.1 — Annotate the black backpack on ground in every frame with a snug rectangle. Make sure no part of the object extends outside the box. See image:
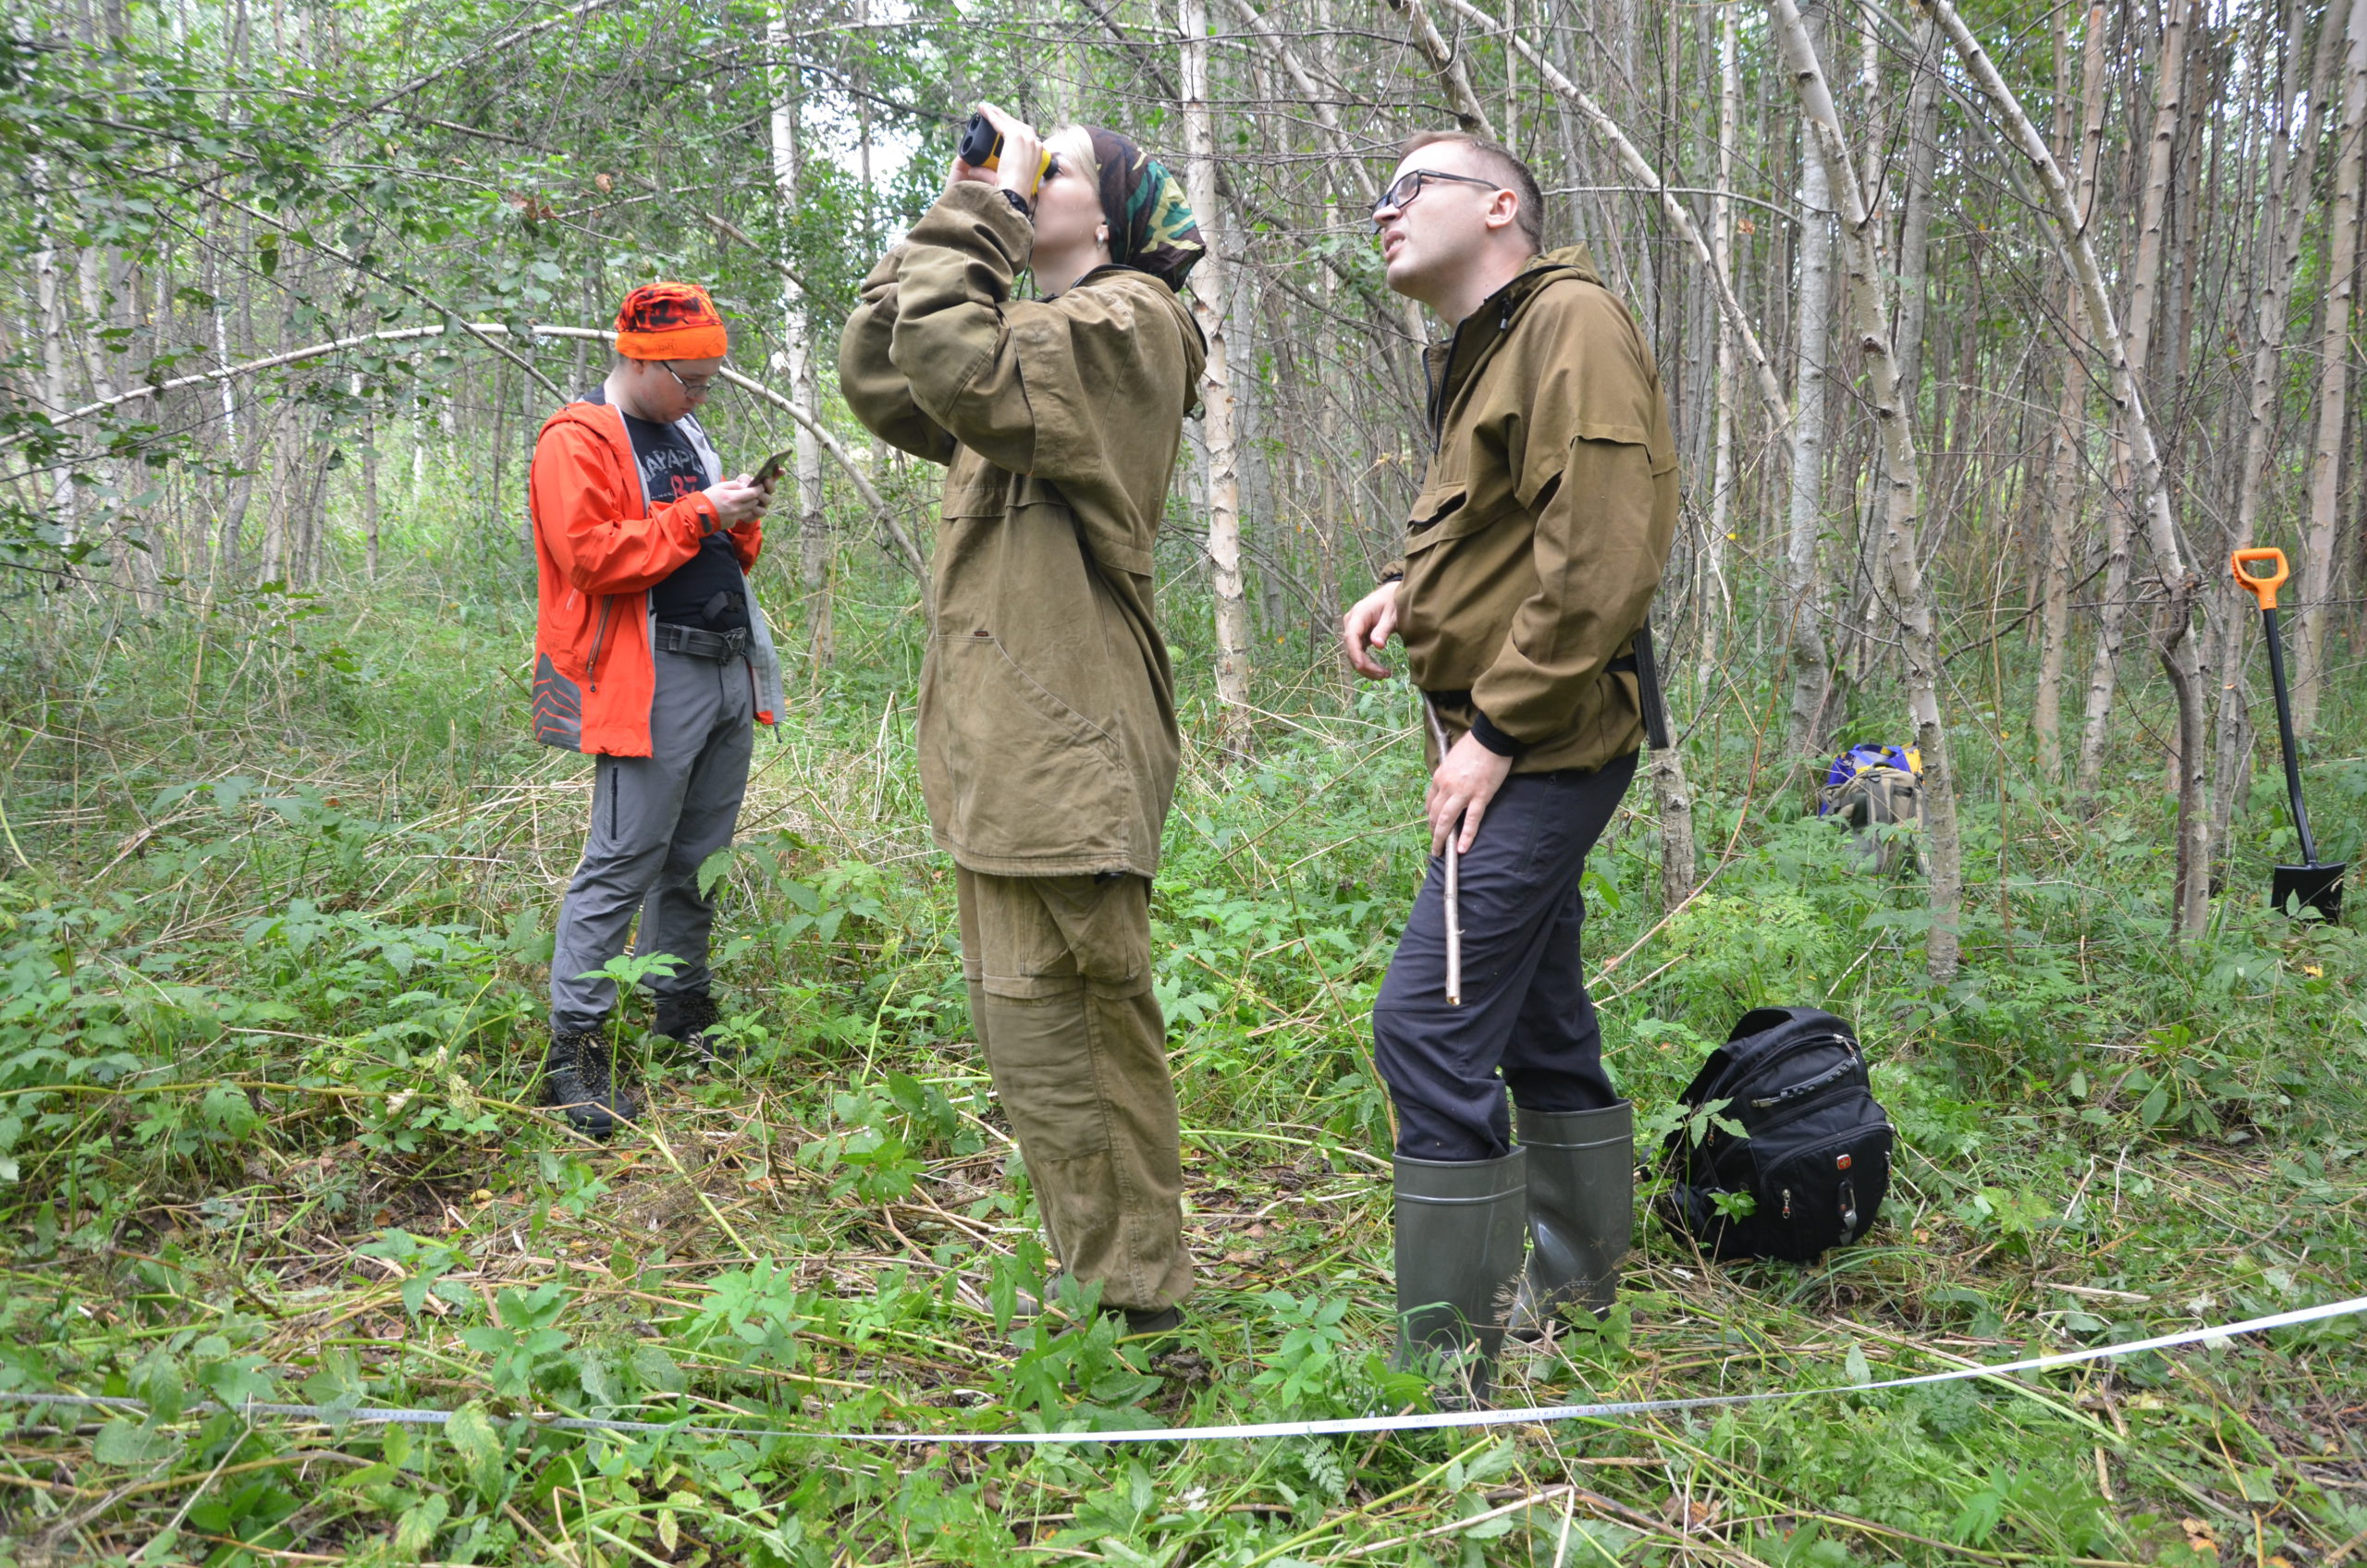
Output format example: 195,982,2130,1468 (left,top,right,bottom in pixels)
1658,1006,1893,1264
